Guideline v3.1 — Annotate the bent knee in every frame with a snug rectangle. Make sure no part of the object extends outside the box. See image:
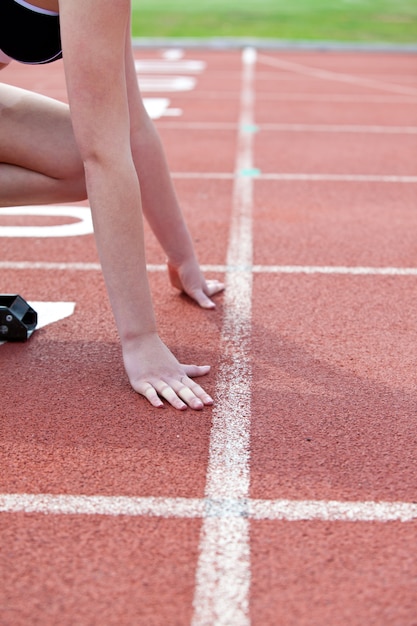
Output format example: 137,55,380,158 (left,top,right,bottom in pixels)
61,174,87,202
